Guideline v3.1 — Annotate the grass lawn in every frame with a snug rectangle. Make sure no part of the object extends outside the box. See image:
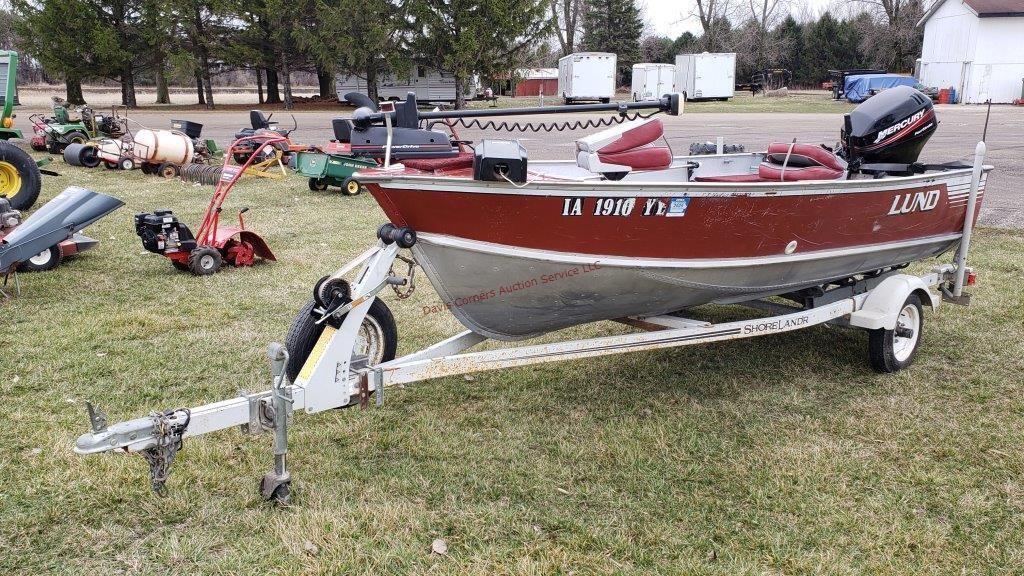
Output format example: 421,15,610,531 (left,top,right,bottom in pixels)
1,157,1022,575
